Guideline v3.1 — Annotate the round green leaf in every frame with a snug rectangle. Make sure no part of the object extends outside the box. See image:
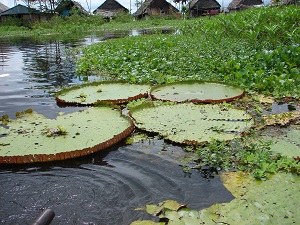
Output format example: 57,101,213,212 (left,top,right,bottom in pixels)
56,81,150,106
130,103,253,144
0,106,133,164
150,80,245,103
